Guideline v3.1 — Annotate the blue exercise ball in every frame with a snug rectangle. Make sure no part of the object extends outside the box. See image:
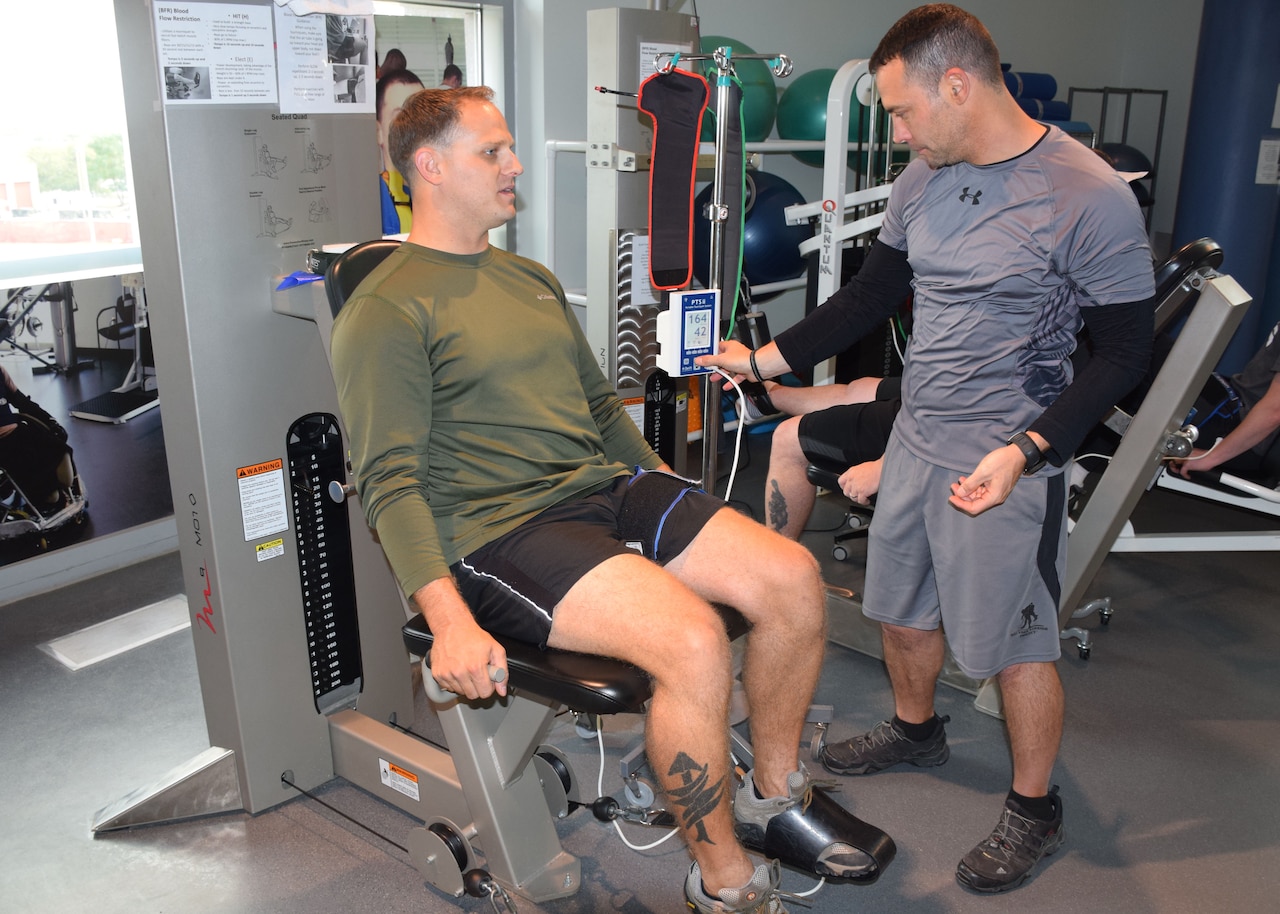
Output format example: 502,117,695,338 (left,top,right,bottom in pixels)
692,171,811,302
